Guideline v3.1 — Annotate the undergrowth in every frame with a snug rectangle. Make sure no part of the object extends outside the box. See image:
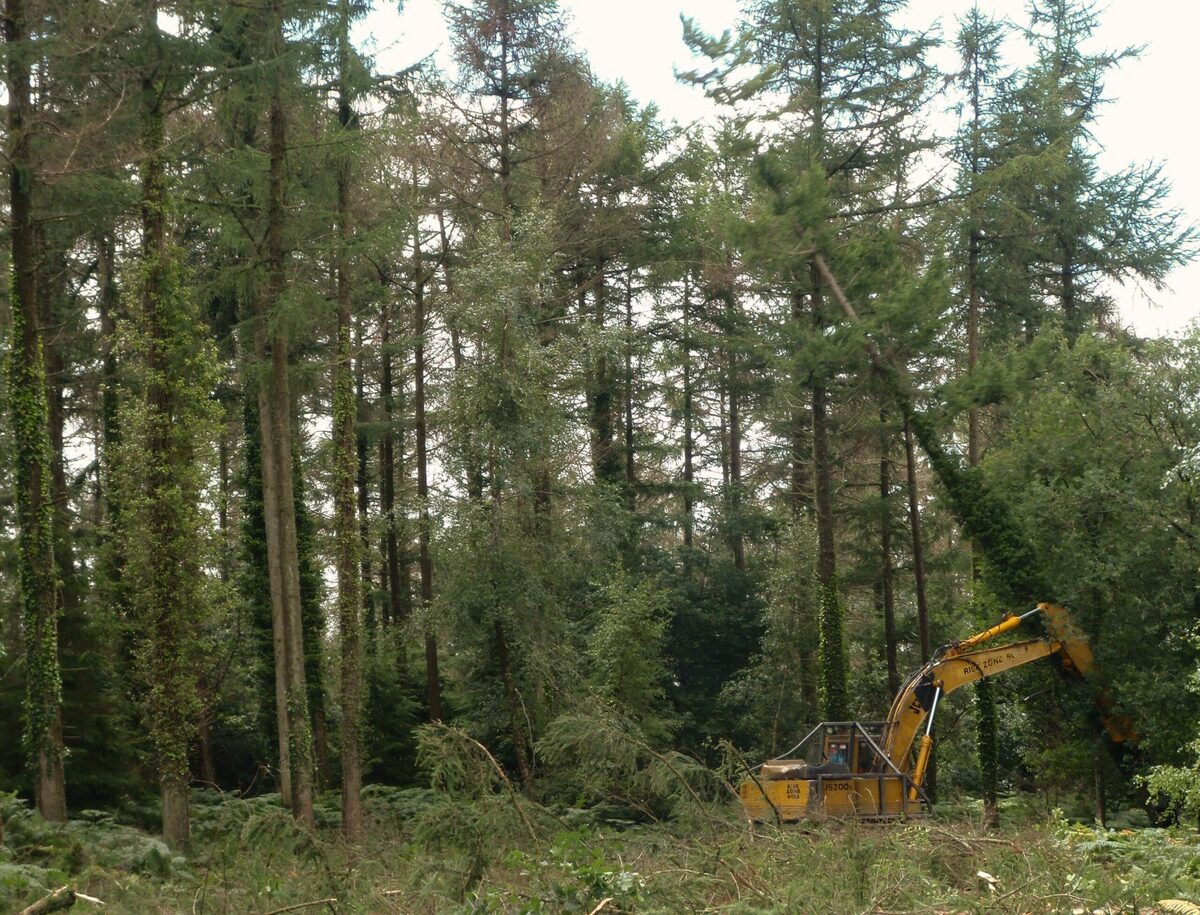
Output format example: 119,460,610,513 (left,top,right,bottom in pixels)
4,784,1200,914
